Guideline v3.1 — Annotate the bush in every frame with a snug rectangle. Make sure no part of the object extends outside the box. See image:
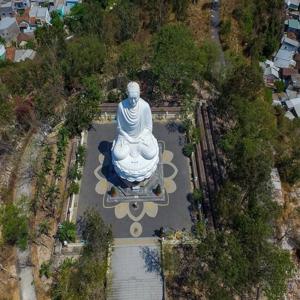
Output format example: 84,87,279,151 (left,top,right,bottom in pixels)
76,145,86,167
39,261,51,278
193,189,203,205
183,143,194,157
38,220,50,236
274,80,285,93
57,221,76,243
0,203,29,250
68,182,80,195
